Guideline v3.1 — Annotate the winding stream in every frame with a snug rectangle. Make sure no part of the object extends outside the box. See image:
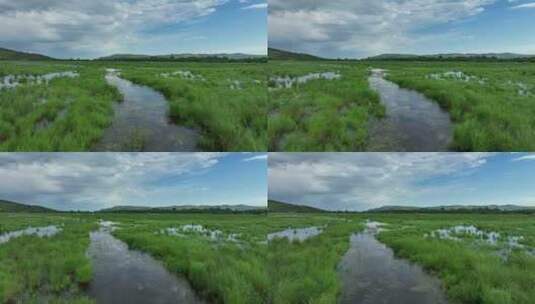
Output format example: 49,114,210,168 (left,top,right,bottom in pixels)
338,221,448,304
93,69,199,151
367,69,452,151
87,224,205,304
